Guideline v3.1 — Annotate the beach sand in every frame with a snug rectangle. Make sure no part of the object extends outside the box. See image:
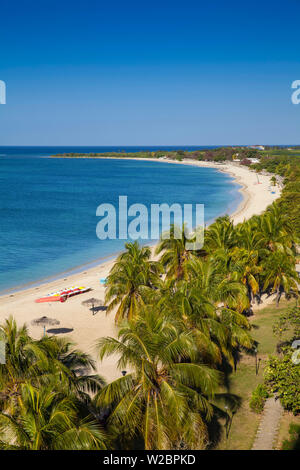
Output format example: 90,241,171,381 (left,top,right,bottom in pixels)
0,160,281,382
